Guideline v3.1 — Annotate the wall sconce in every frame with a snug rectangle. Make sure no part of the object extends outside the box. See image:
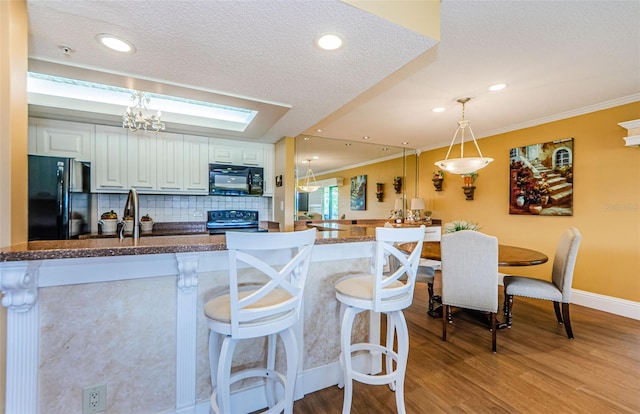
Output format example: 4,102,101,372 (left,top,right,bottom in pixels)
461,171,478,200
393,177,402,194
376,183,384,202
432,170,444,191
